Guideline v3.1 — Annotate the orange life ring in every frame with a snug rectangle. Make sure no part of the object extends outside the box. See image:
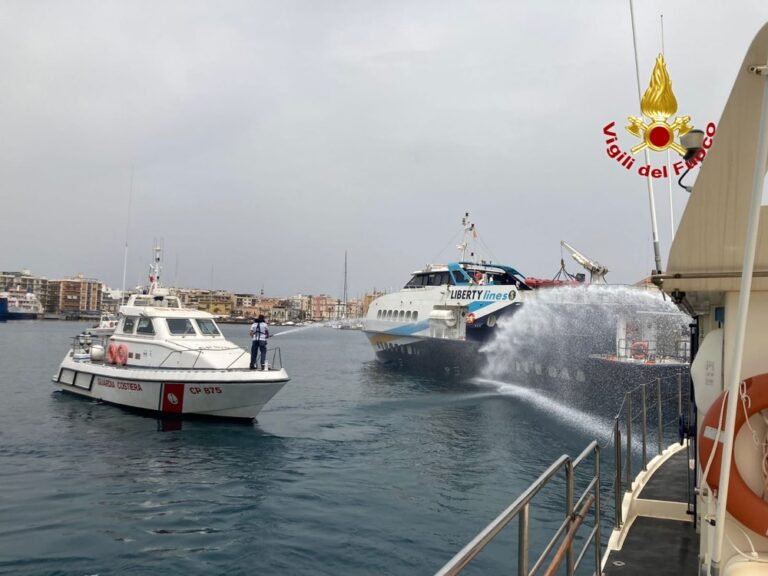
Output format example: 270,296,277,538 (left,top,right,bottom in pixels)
107,343,118,364
698,373,768,536
466,313,476,325
115,343,129,366
630,341,648,360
